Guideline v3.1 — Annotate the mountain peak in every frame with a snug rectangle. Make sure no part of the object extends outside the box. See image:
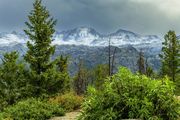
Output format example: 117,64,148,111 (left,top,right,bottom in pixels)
53,27,101,46
110,29,140,37
59,27,100,34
